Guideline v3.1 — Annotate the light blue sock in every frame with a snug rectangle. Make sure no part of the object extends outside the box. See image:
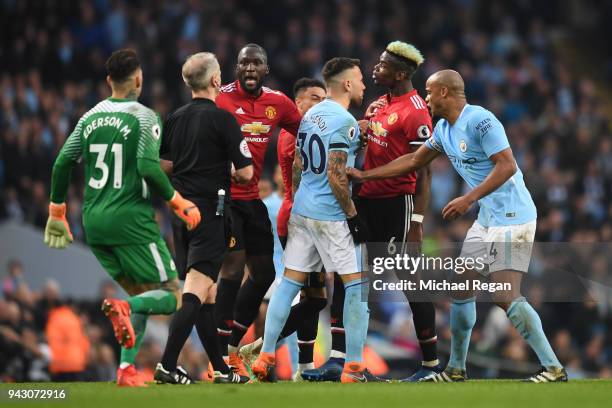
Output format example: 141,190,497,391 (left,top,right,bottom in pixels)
449,297,476,370
261,276,303,354
506,297,562,368
343,279,370,363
